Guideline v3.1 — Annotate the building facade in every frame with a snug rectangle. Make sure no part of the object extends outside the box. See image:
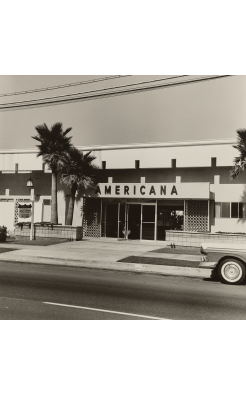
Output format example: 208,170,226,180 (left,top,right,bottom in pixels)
1,138,246,240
